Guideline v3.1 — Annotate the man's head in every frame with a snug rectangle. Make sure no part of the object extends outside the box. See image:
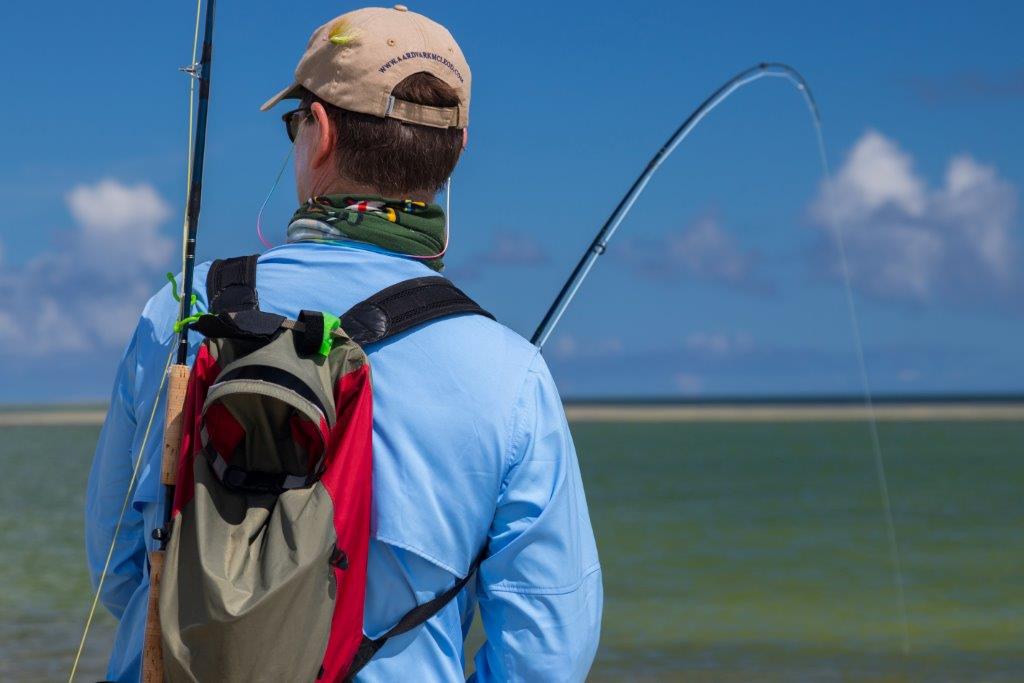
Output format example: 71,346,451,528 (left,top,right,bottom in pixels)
262,6,471,202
